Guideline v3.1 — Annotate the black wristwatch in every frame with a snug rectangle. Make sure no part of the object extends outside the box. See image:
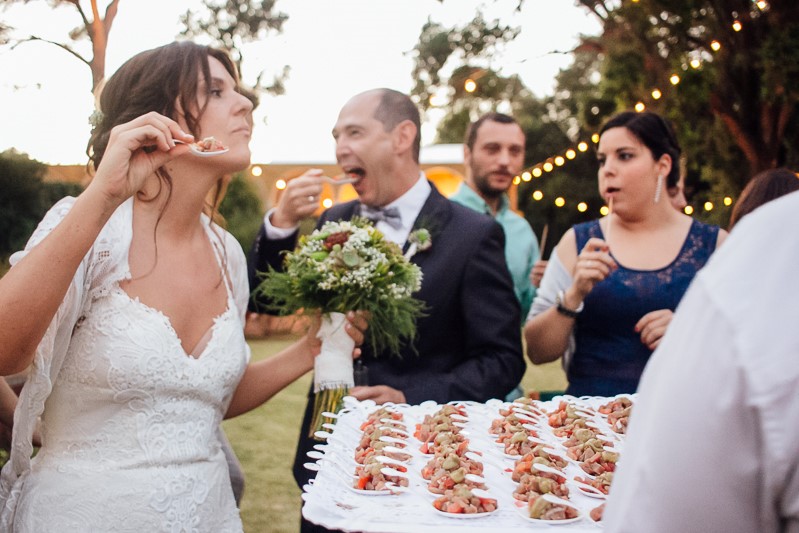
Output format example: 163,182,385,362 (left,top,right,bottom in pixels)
555,290,584,319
